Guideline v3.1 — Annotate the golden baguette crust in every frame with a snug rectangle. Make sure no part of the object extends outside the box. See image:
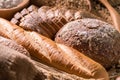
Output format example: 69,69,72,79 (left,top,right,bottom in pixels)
0,18,109,79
